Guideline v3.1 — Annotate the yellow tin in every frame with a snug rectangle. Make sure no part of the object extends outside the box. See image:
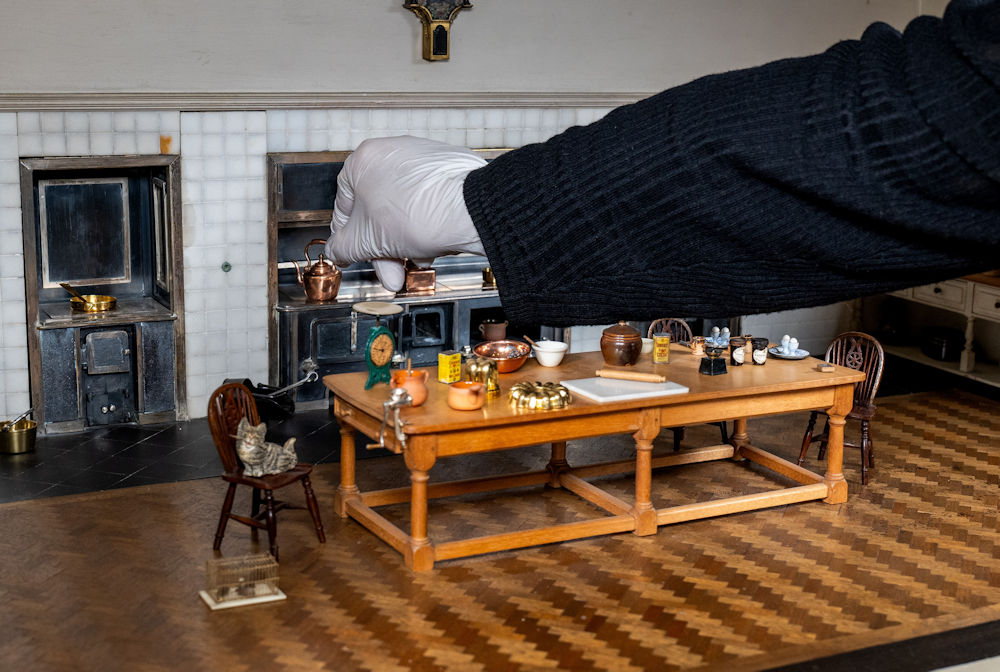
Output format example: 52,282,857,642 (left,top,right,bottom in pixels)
652,333,671,364
438,350,462,384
